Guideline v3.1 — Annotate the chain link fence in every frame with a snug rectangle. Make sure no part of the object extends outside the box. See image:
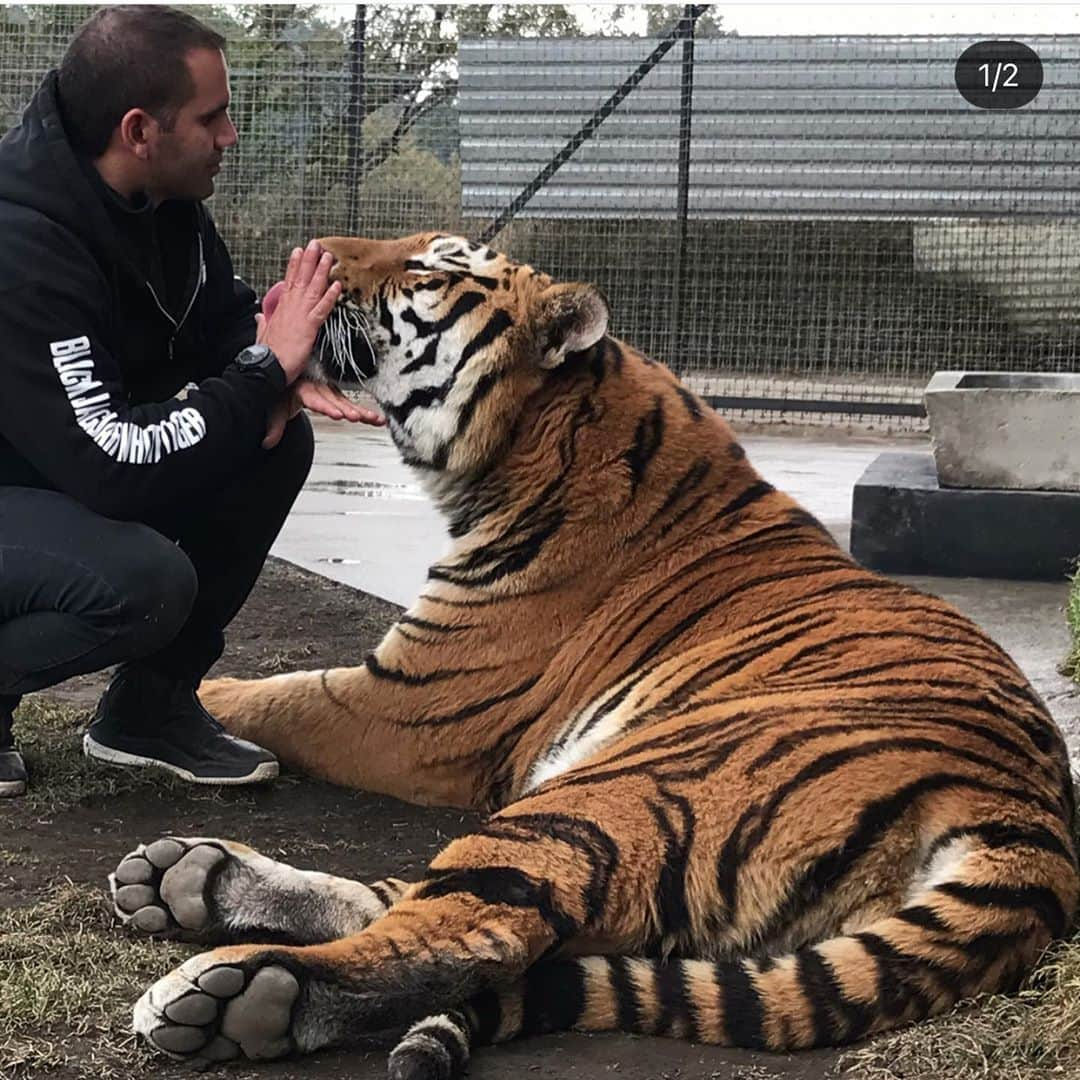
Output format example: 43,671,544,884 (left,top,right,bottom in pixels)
3,5,1078,430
